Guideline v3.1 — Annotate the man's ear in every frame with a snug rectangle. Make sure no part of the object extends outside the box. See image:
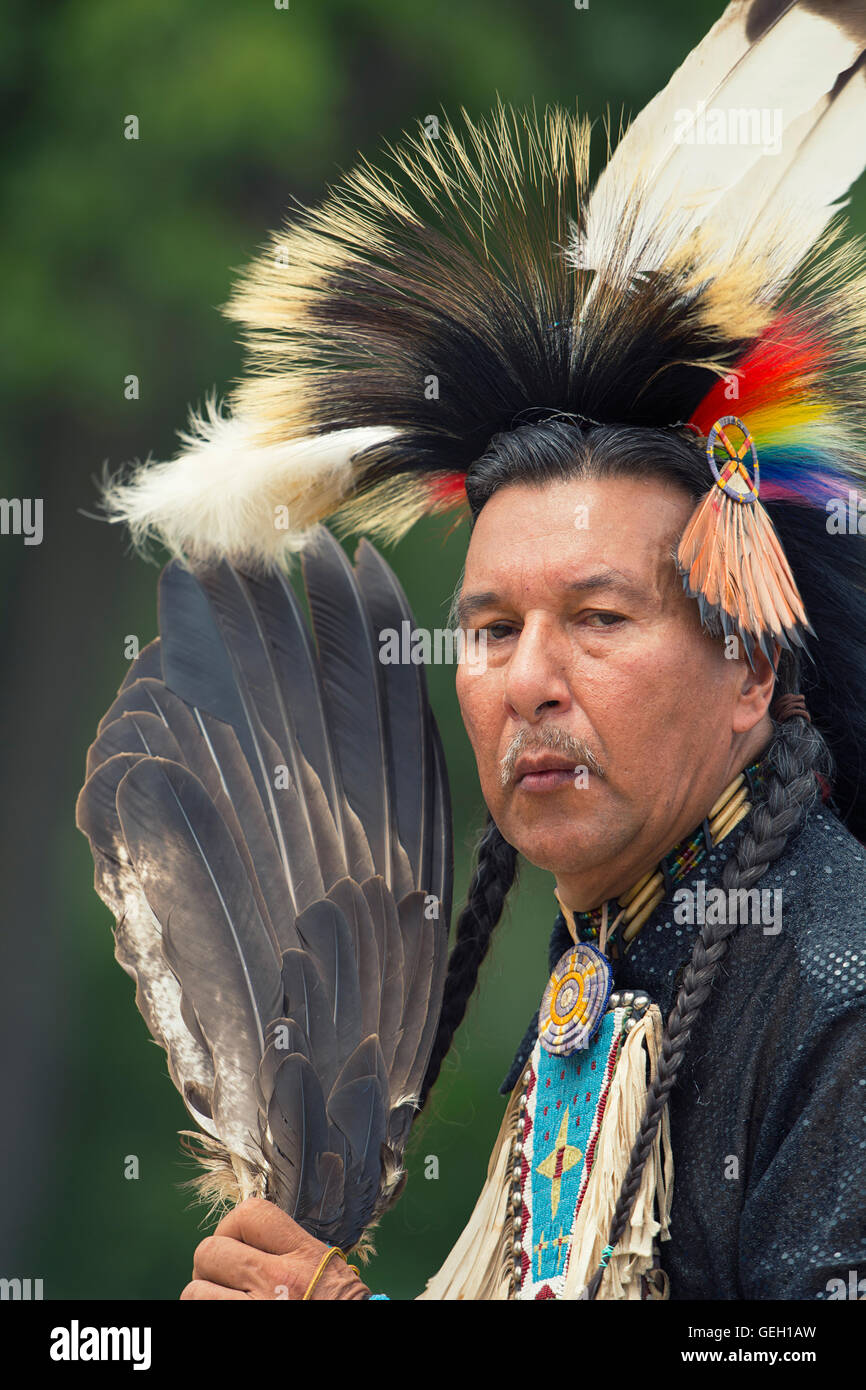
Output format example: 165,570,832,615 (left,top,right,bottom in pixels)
732,642,779,734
